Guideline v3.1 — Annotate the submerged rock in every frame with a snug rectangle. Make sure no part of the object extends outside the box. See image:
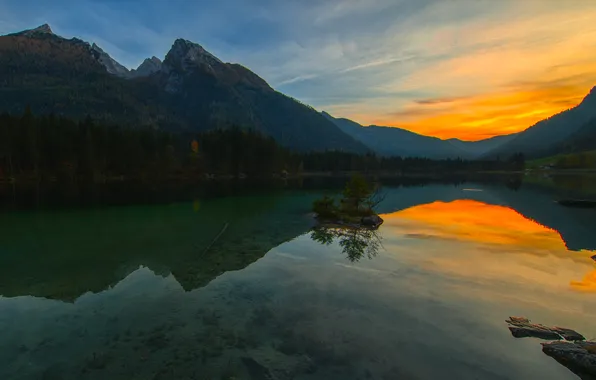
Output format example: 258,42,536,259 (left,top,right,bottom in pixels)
506,316,585,341
542,341,596,380
361,215,384,228
506,317,596,379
